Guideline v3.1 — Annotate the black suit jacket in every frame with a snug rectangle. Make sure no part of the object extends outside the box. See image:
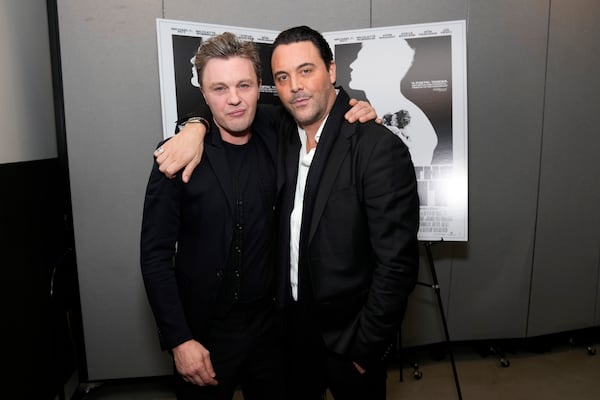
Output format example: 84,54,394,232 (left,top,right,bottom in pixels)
277,89,420,368
140,110,279,351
